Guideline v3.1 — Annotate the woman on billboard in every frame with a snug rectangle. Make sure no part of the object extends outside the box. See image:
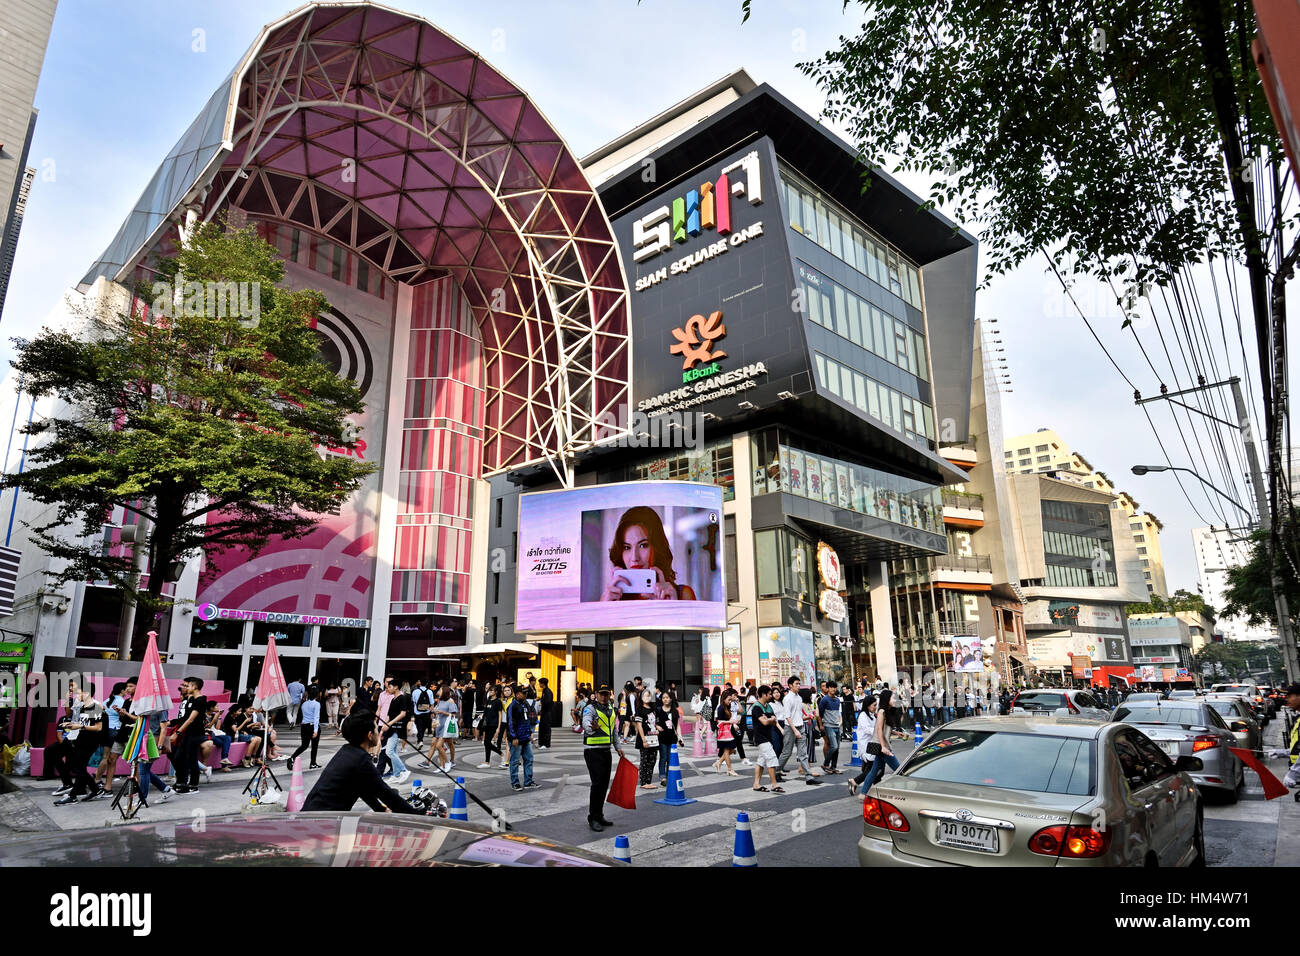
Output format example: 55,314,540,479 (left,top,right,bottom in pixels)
599,506,697,602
